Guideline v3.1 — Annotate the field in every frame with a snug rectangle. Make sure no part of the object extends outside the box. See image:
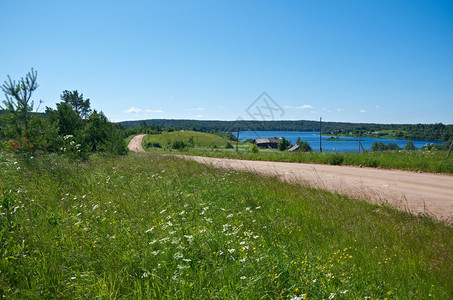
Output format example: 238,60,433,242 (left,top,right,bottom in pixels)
1,152,452,298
